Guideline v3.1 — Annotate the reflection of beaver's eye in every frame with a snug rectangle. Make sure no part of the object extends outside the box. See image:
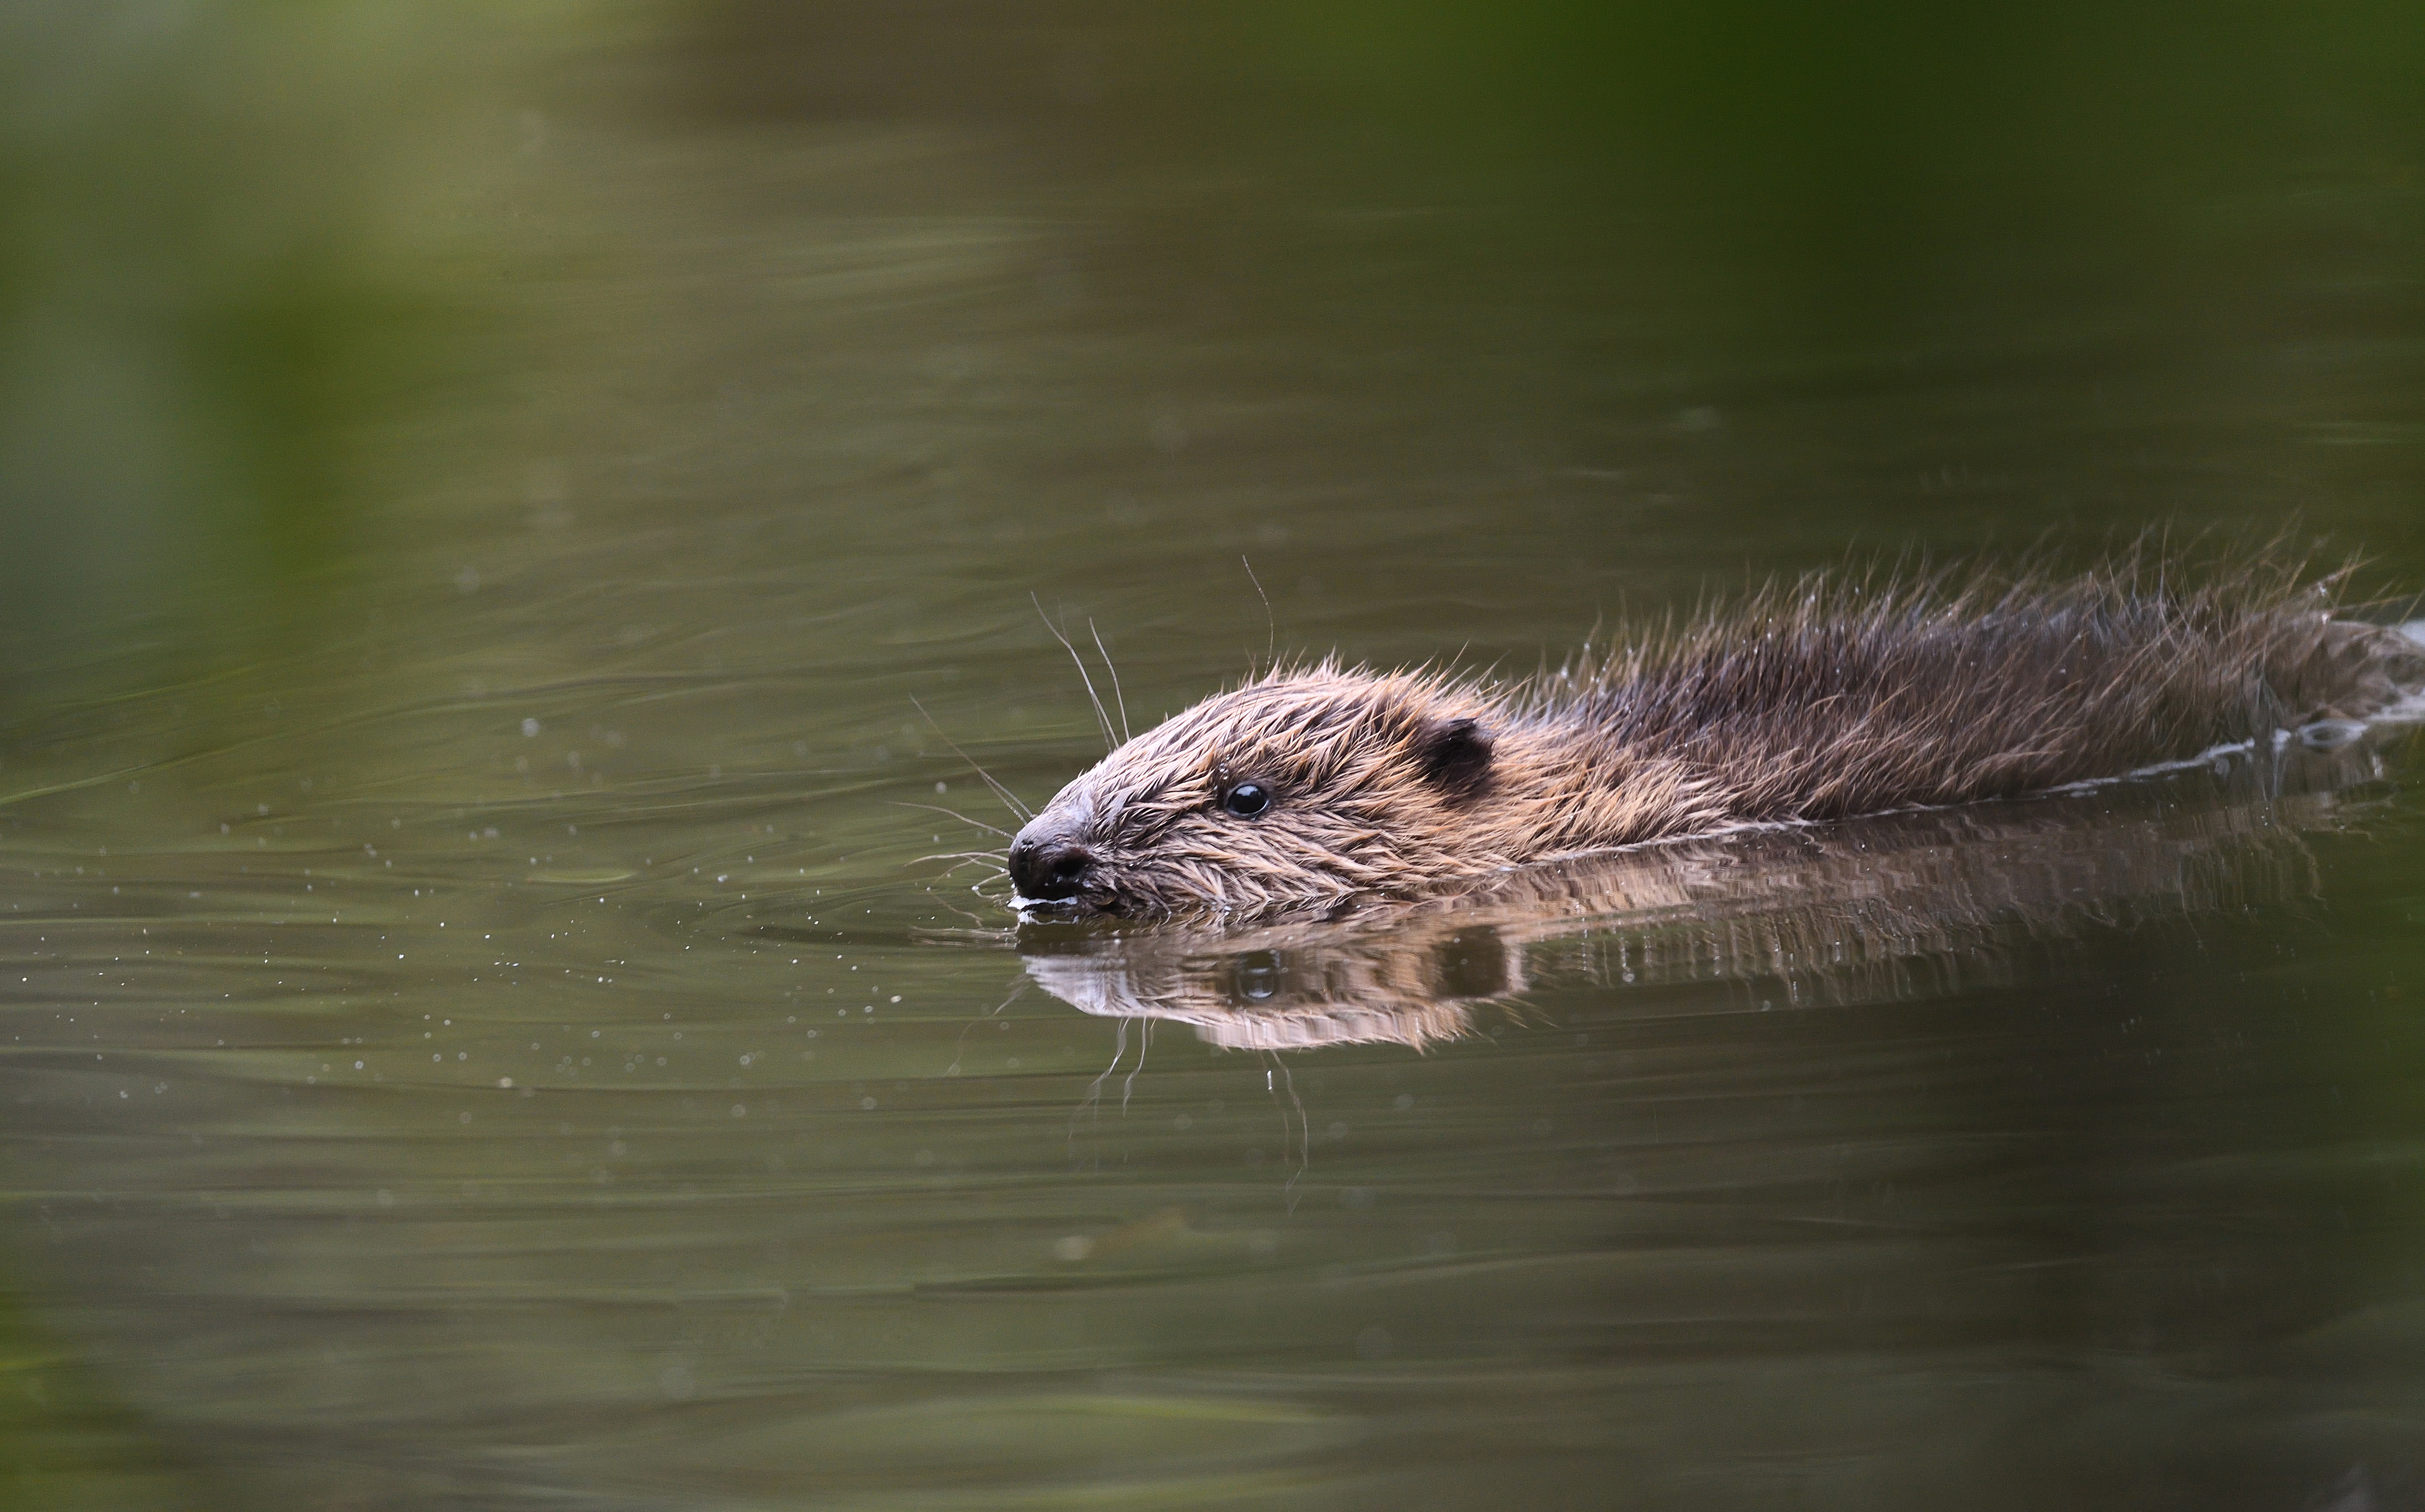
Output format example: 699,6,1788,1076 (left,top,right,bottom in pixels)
1234,950,1282,1001
1219,781,1272,817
